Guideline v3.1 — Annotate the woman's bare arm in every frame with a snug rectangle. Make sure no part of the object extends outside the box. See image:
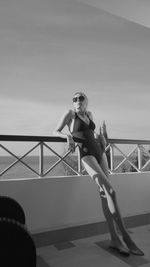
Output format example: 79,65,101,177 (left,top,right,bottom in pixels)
53,109,75,152
87,110,93,120
53,109,73,137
